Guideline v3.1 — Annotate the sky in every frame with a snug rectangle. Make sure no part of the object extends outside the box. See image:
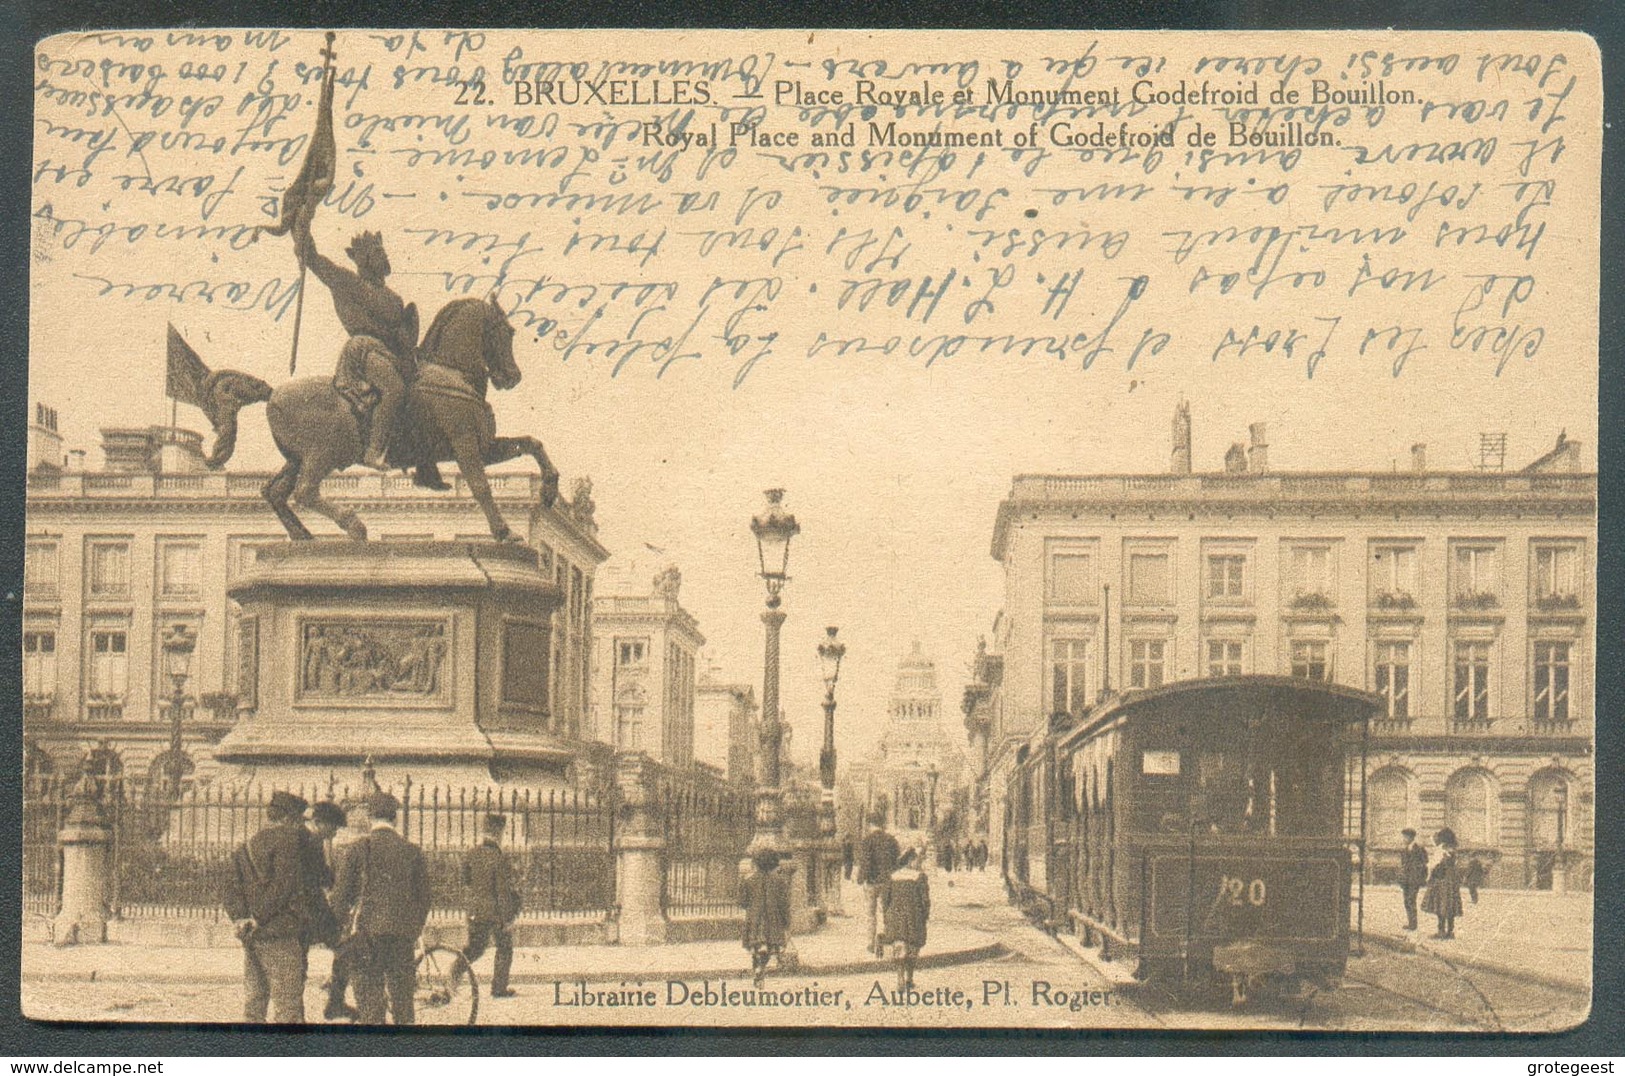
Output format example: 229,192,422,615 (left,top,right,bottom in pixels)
28,29,1600,768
